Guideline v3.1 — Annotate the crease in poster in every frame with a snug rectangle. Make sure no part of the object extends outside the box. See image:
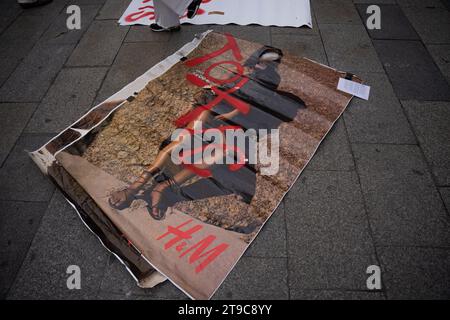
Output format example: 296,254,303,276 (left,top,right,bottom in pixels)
31,31,361,299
